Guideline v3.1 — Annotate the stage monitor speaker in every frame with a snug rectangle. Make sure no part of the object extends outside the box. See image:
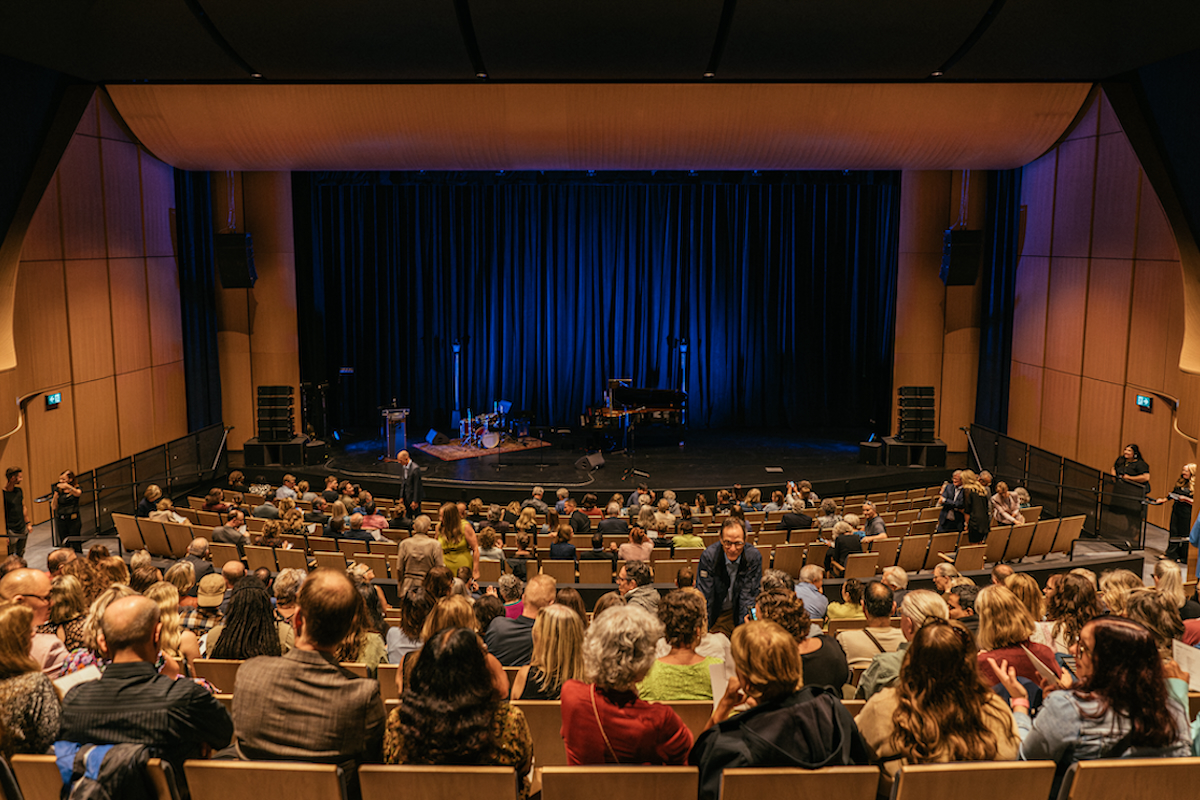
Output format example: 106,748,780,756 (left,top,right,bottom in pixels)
576,452,605,471
215,233,258,289
426,429,450,445
940,229,983,286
